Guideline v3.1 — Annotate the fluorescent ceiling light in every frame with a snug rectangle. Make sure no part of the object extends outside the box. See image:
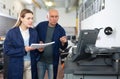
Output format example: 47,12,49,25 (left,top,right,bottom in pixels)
25,0,32,4
45,1,54,7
